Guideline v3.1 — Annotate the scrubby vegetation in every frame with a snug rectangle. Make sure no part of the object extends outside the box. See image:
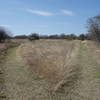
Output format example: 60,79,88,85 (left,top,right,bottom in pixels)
28,33,40,41
14,33,90,41
87,15,100,43
0,27,11,43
